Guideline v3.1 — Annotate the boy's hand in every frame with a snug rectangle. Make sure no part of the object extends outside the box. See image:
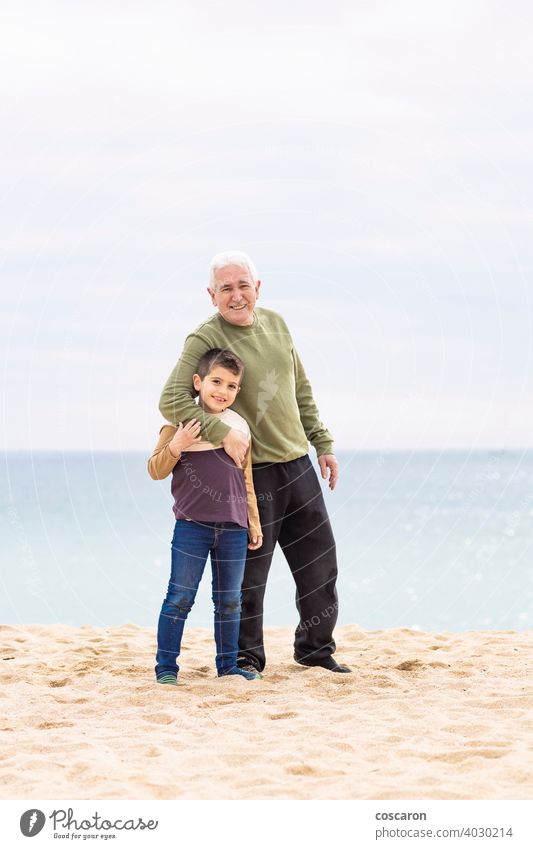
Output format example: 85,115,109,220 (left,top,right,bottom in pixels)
248,534,263,551
168,420,202,457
